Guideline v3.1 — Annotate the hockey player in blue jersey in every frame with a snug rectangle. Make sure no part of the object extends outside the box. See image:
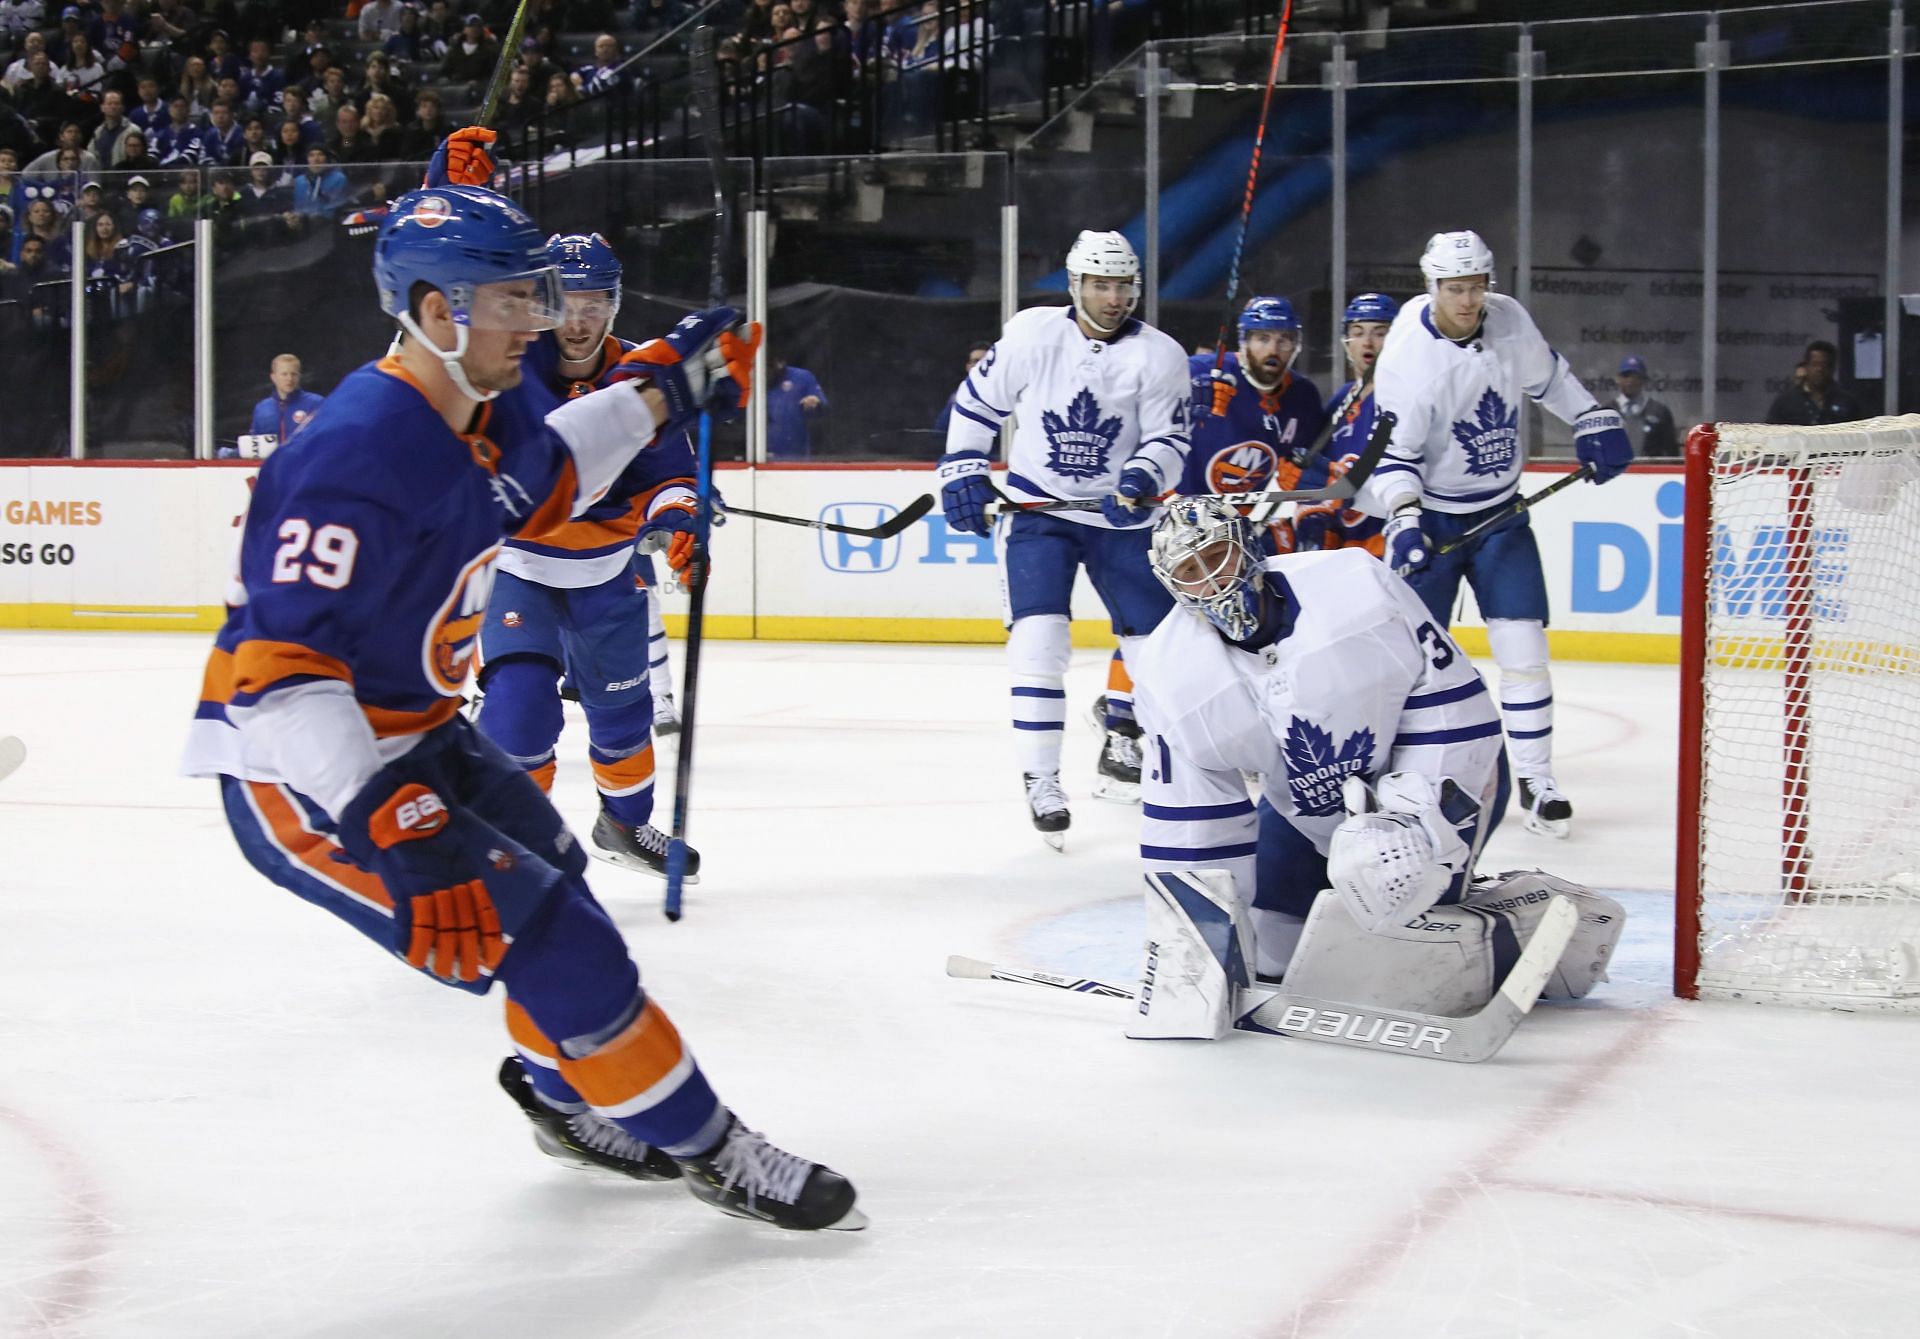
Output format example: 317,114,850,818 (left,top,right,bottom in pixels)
938,229,1192,847
182,184,862,1231
475,231,698,882
1290,292,1398,558
1360,231,1634,838
1185,296,1328,511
